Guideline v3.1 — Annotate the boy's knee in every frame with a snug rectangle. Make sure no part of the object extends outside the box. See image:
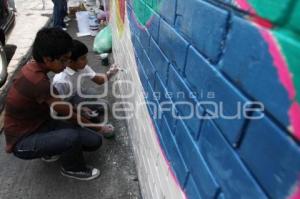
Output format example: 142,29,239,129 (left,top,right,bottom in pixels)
81,130,103,151
89,133,102,149
63,129,81,148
